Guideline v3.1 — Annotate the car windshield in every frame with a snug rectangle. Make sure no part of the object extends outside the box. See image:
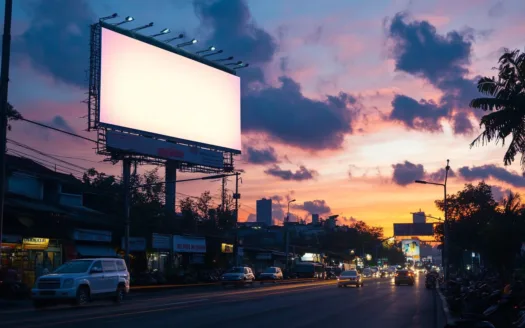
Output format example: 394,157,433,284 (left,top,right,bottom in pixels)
341,271,357,277
54,260,93,274
264,268,277,273
227,268,244,273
